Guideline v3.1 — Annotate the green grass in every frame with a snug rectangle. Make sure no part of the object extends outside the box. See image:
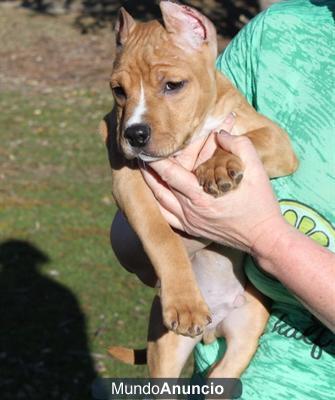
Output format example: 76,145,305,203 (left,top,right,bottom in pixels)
0,89,155,399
